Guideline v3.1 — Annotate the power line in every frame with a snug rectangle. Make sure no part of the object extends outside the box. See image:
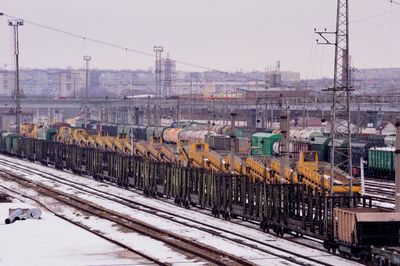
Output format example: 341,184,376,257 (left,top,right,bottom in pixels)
353,16,400,32
351,9,399,24
0,12,251,78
